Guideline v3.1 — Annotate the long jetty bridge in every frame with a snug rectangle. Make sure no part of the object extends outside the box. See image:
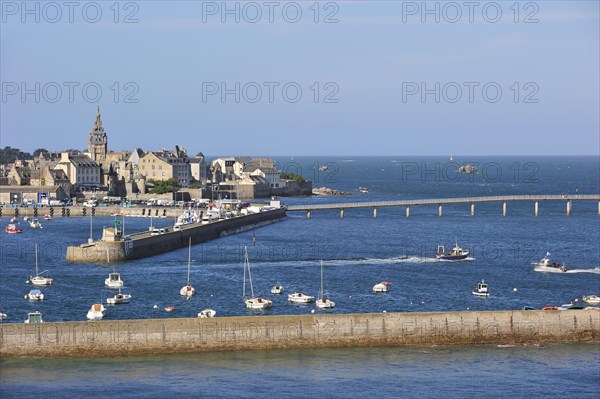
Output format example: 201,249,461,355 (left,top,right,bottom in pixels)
286,194,600,219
